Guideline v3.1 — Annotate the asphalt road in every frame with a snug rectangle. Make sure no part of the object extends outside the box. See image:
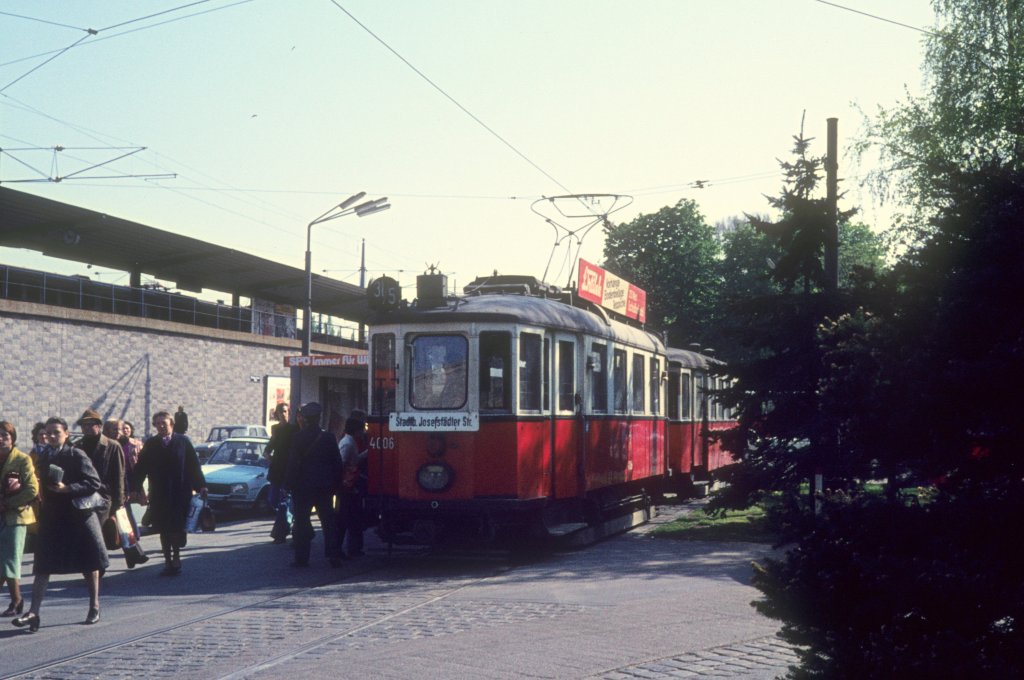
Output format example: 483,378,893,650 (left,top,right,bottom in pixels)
0,504,796,680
